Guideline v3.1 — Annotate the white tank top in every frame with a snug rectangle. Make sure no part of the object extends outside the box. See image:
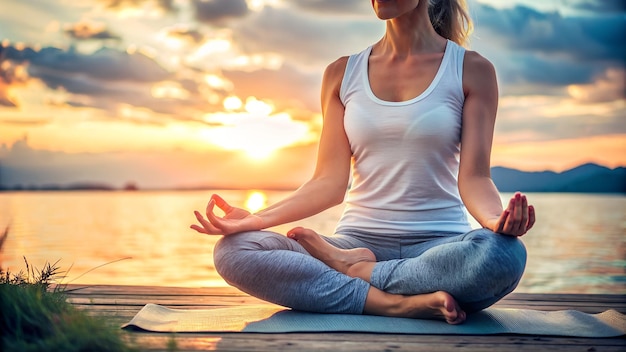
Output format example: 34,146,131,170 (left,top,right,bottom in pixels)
335,40,472,235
